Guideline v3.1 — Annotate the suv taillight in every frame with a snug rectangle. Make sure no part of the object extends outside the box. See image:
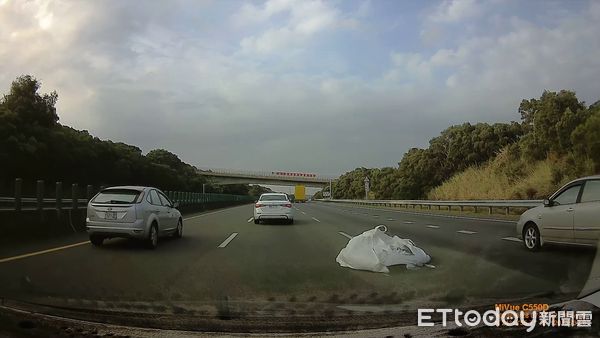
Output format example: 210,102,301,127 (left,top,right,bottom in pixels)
284,203,292,208
255,203,263,208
